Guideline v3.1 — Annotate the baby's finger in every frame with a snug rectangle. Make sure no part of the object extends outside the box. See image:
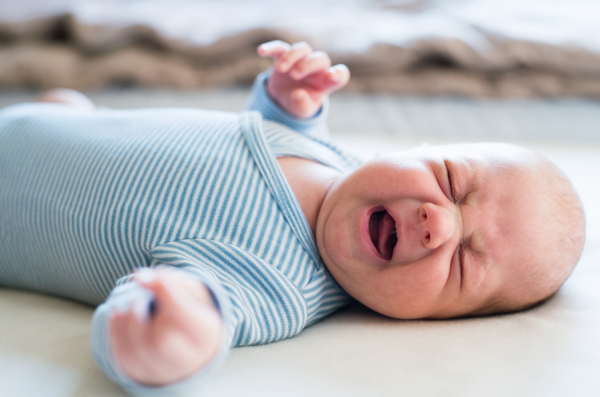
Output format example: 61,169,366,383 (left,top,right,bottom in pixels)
137,267,215,307
139,274,202,333
304,64,351,93
110,310,152,374
257,40,291,60
326,64,351,89
275,41,313,73
289,51,332,81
